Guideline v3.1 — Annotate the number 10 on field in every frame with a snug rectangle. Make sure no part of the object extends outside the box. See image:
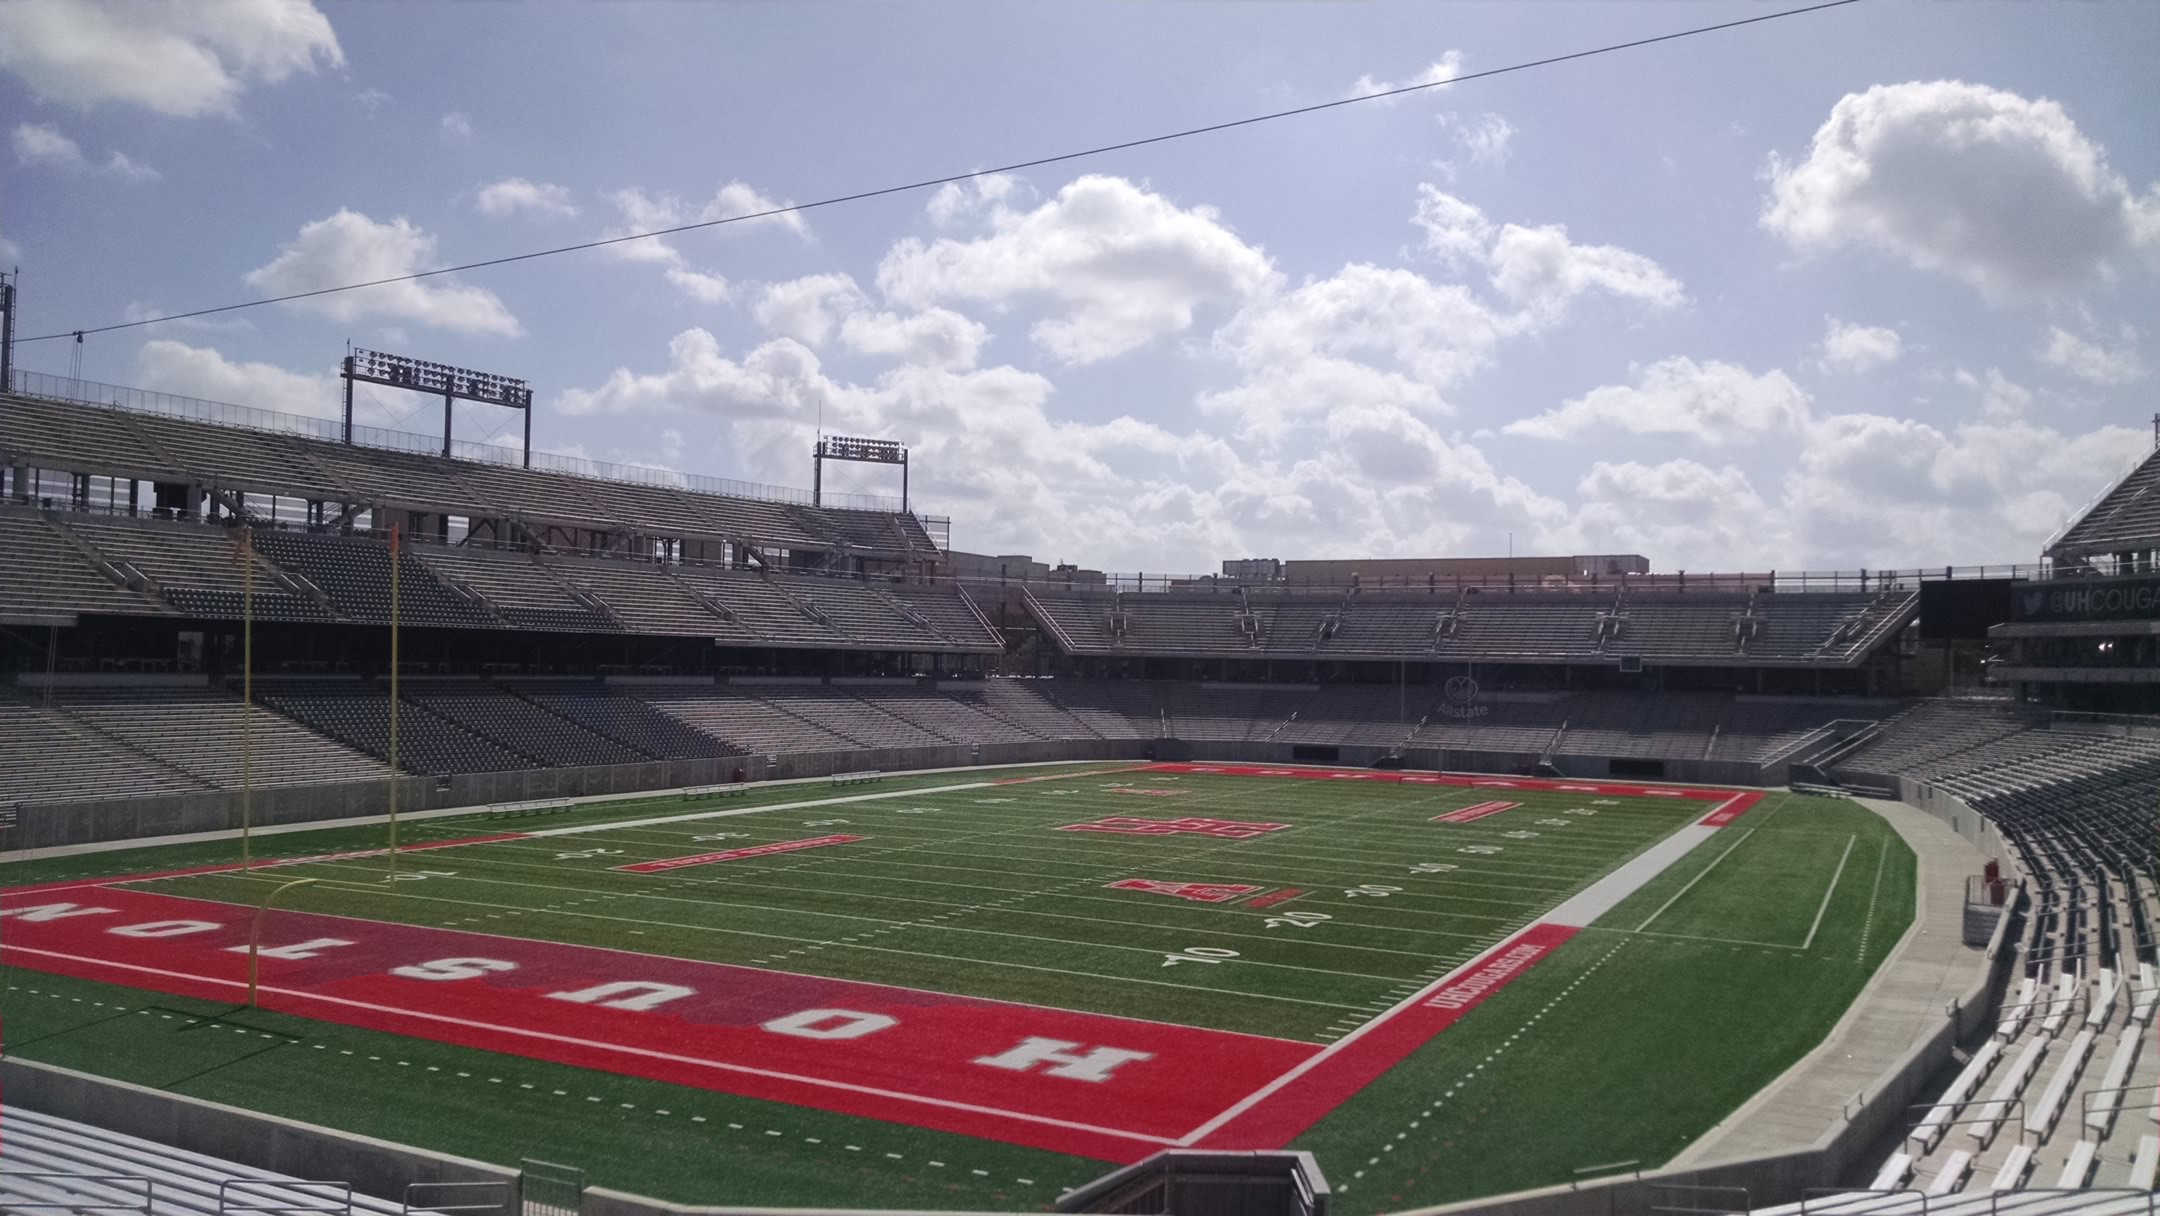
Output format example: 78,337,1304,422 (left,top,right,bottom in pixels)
1162,946,1240,968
